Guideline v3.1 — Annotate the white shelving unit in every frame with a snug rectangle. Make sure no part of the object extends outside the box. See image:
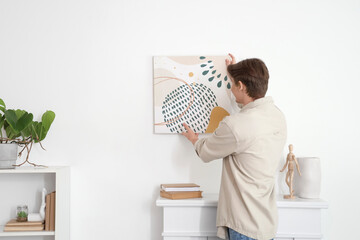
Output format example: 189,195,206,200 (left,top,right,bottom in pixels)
156,193,328,240
0,166,70,240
